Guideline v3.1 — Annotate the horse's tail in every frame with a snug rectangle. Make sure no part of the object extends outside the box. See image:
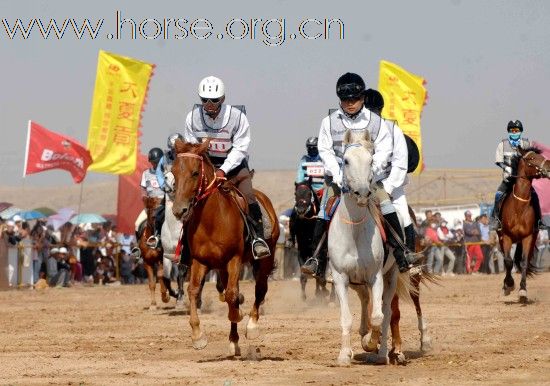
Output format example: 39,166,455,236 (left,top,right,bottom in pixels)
395,272,417,304
513,243,540,277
